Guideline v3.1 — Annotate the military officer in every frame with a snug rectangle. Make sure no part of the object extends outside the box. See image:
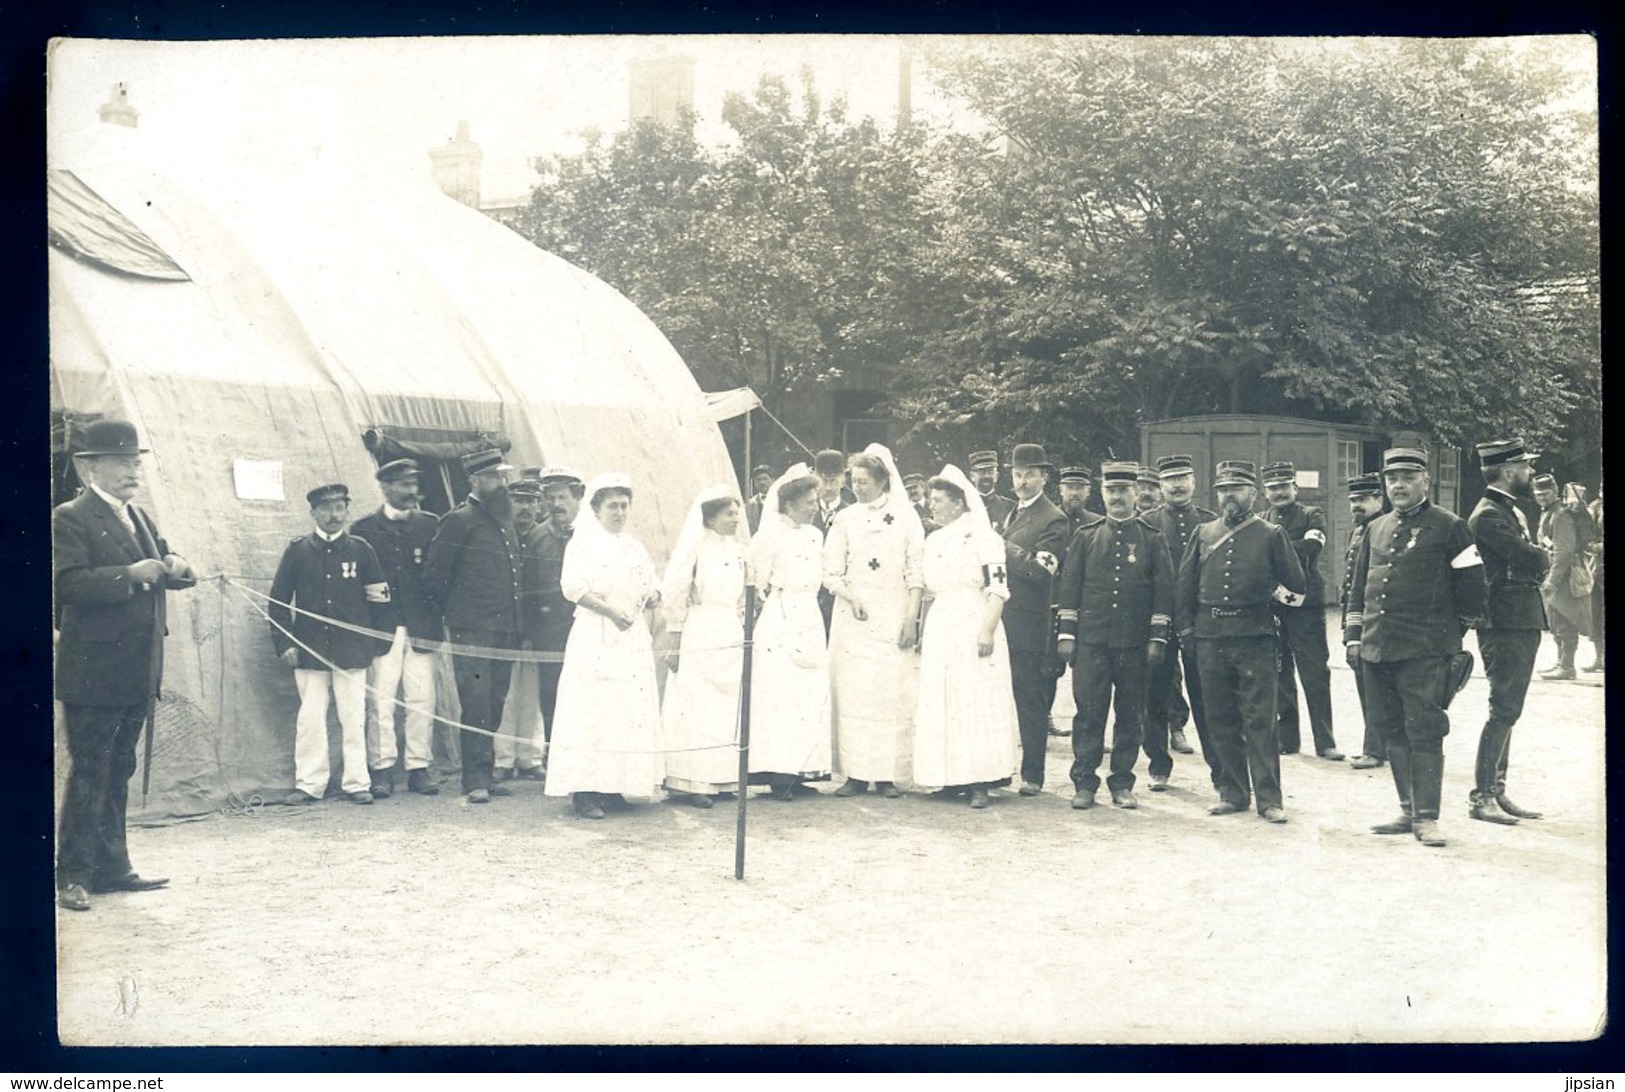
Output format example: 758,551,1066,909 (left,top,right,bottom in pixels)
997,443,1071,795
1057,466,1094,532
351,459,442,797
524,467,585,765
1261,461,1342,761
1342,473,1388,769
422,447,524,804
970,449,1016,528
1466,438,1547,825
1144,454,1217,781
494,473,548,781
1134,466,1162,515
53,419,198,911
1345,448,1487,848
1175,460,1306,823
269,484,392,807
1054,461,1175,810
